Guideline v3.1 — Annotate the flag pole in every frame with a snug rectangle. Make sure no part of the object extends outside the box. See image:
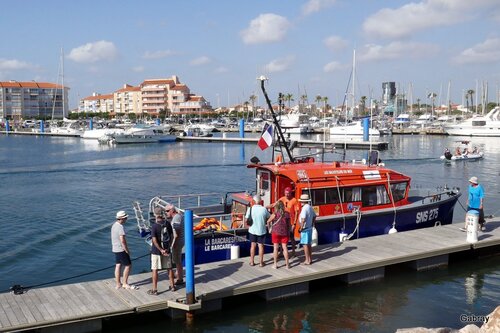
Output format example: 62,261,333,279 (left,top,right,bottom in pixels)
258,76,294,162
